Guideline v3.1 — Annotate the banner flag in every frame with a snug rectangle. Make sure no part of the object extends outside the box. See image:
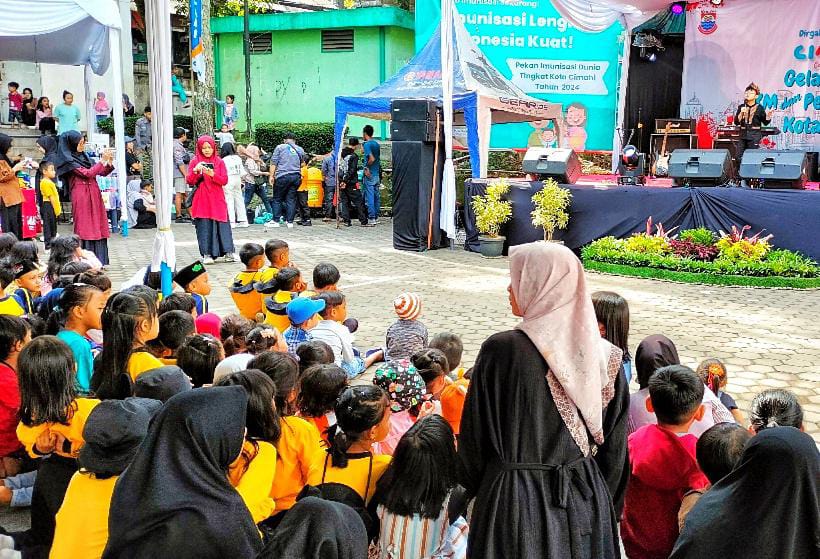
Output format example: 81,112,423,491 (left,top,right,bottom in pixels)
189,0,205,82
